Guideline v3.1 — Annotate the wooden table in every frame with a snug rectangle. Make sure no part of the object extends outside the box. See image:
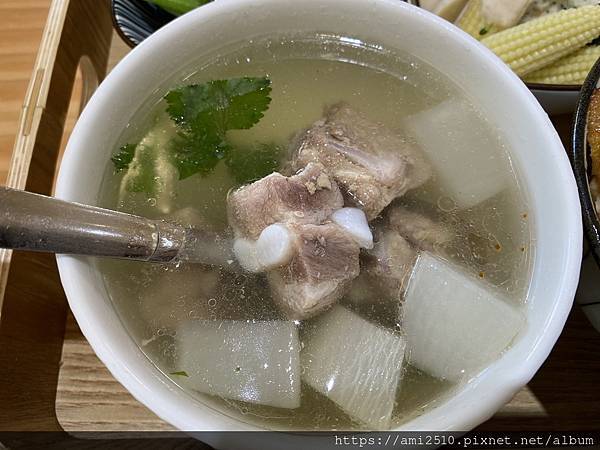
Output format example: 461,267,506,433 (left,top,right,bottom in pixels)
0,0,51,185
0,0,599,433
